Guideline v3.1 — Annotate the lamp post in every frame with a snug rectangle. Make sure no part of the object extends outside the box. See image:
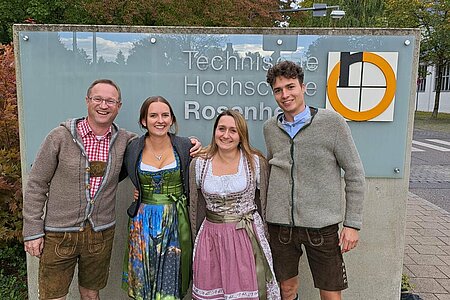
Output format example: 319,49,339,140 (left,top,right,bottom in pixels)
278,3,346,20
